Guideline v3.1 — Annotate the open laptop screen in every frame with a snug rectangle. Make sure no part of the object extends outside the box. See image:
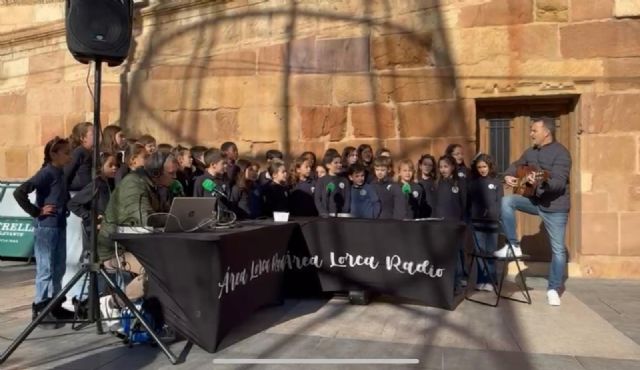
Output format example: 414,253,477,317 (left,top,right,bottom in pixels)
163,197,217,232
